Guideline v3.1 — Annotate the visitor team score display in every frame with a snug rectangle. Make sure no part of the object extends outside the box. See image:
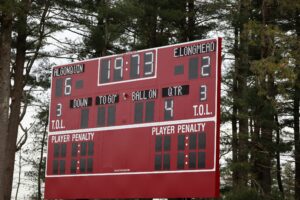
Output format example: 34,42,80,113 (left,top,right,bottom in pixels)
45,38,222,199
